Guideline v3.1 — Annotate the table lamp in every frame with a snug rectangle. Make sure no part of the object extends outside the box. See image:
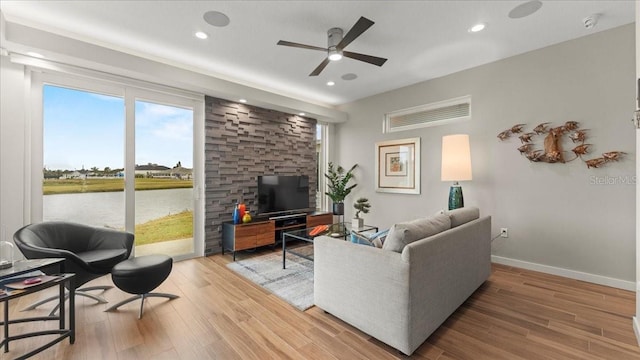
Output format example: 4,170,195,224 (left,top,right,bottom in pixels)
441,134,472,210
